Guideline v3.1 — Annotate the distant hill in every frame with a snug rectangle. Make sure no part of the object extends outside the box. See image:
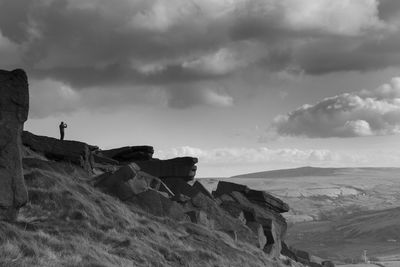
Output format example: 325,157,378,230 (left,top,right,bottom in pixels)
231,166,399,178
